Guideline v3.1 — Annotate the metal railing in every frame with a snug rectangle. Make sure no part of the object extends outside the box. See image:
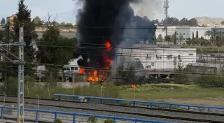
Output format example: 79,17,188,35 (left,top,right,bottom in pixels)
54,94,224,114
0,106,166,123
